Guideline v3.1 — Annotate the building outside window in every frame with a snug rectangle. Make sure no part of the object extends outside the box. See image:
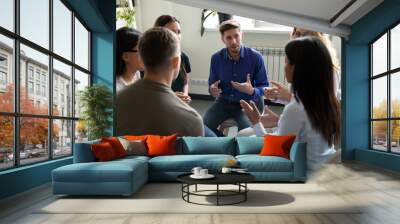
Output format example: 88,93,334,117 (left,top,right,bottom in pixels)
0,0,91,170
370,23,400,154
